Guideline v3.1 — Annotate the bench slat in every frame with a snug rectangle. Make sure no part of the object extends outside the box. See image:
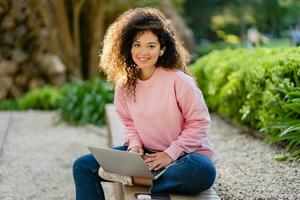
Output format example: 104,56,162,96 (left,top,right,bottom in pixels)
105,104,125,147
125,185,220,200
105,104,220,200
